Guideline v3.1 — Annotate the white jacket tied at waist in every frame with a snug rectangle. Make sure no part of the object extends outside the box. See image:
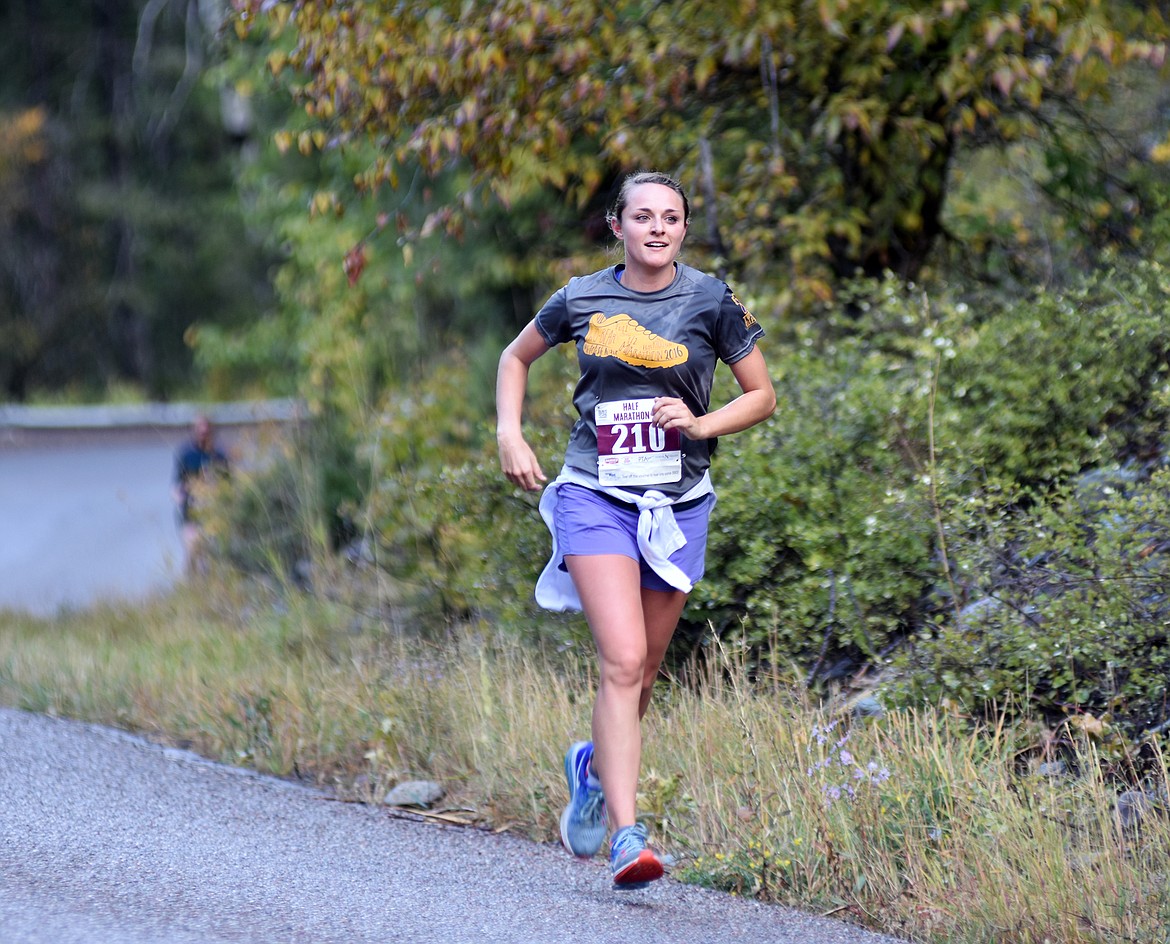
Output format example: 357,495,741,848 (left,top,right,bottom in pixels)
534,466,715,612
